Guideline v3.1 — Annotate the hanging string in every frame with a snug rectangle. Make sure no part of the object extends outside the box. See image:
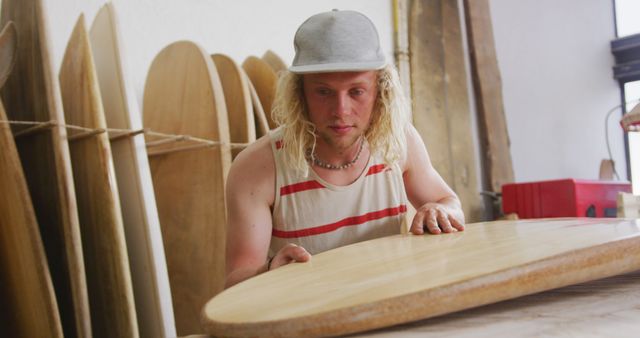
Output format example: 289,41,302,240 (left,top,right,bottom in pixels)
0,119,250,152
